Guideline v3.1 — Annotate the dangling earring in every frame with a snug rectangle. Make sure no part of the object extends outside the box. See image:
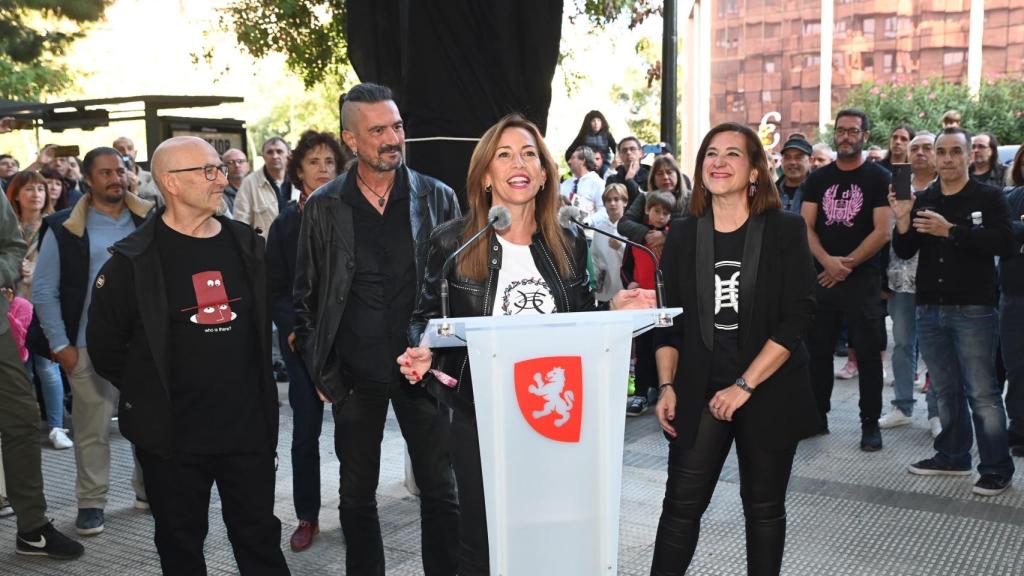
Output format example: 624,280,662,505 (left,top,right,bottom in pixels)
539,184,545,192
749,182,756,197
485,185,492,194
